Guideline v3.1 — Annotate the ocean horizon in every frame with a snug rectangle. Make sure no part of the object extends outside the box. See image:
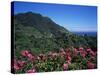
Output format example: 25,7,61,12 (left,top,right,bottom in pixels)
72,31,97,36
